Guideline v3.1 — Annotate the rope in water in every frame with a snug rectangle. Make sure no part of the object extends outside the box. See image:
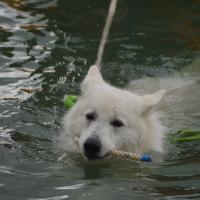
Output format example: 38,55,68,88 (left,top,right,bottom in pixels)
95,0,118,69
109,150,152,162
